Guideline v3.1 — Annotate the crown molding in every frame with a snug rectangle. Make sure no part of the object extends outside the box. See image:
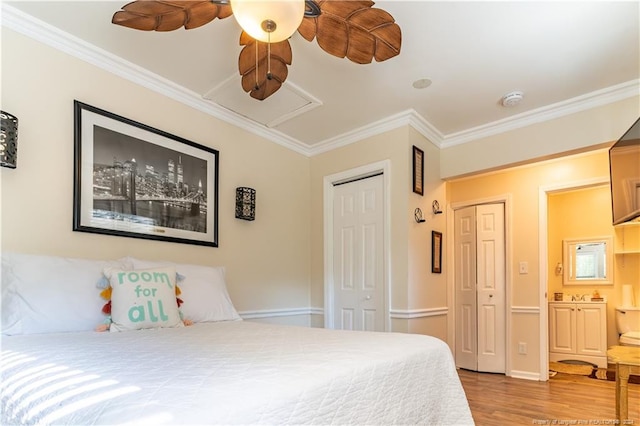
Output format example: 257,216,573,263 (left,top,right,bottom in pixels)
440,79,640,148
308,109,443,155
1,4,313,157
3,3,637,157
